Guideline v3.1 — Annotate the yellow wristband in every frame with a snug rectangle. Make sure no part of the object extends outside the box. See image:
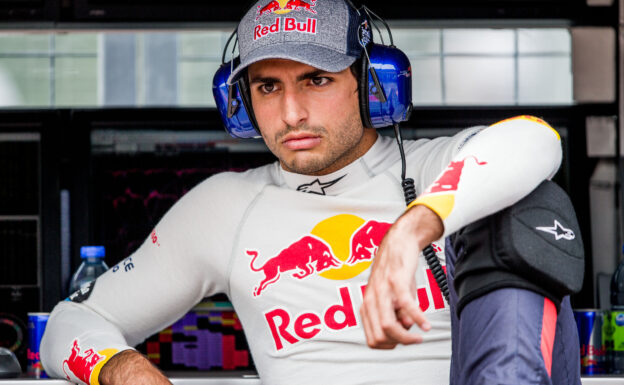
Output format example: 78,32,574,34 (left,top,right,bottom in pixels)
406,200,420,211
405,196,453,221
